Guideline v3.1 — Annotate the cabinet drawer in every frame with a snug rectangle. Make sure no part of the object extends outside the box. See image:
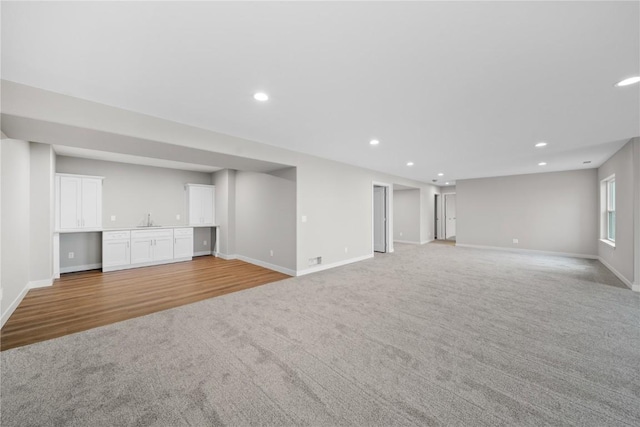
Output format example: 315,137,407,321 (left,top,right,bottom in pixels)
131,229,173,239
174,227,193,237
103,231,131,240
